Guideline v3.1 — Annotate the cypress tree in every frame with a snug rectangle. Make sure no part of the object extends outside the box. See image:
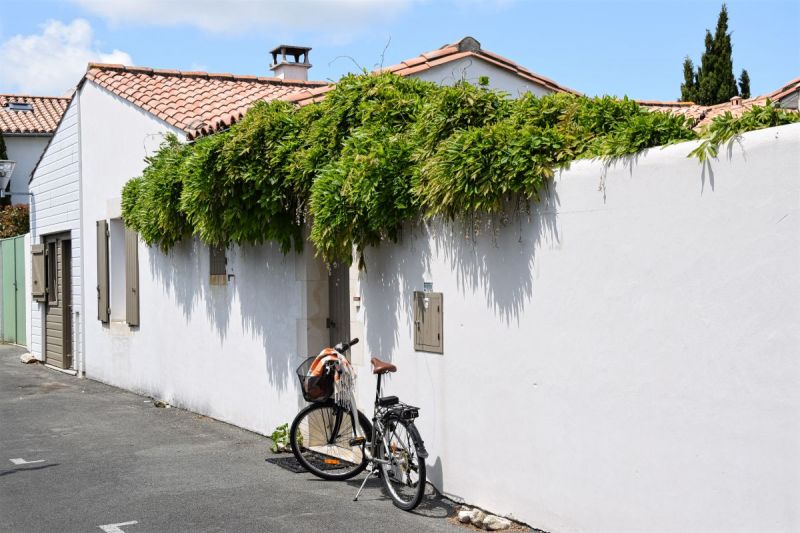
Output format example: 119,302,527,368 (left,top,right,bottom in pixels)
739,69,751,99
680,57,698,102
681,4,747,105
